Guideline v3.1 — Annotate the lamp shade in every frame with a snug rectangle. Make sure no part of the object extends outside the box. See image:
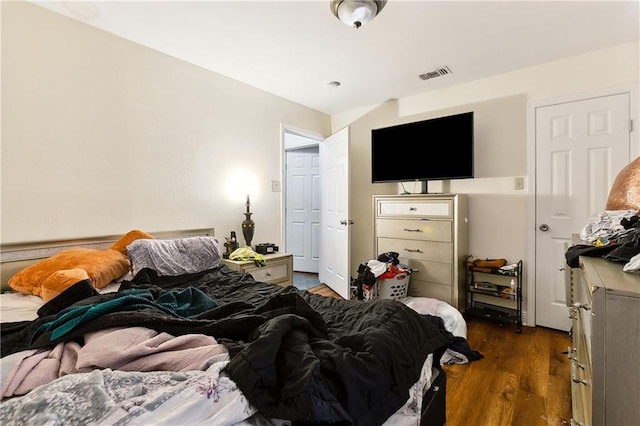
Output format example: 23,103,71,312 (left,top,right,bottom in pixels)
330,0,386,29
606,156,640,210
